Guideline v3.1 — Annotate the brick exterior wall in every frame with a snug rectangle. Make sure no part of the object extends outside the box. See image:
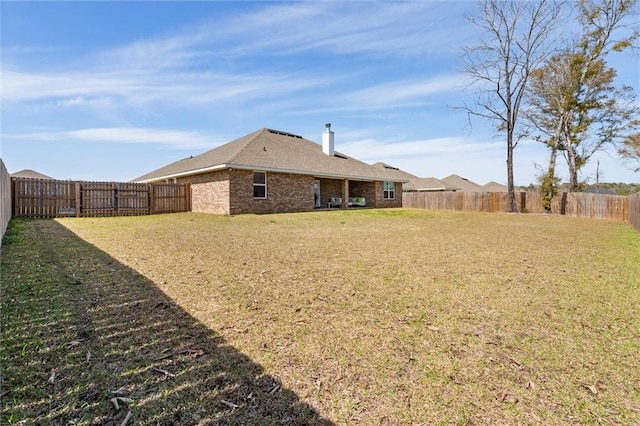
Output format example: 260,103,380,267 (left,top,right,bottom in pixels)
229,170,315,215
374,181,403,208
172,170,402,214
176,170,231,215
